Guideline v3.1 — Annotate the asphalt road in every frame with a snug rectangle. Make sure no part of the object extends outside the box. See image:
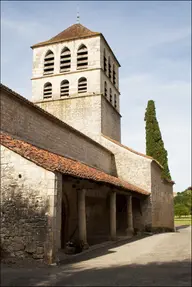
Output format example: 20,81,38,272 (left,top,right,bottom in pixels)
1,226,191,286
